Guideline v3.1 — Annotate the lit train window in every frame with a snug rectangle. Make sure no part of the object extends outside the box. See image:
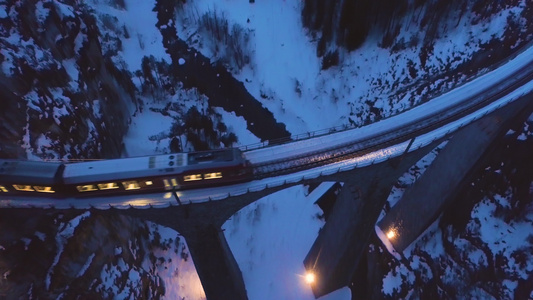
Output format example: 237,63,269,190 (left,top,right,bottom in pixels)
183,174,202,182
13,185,34,192
0,185,8,192
204,172,222,179
163,178,179,190
97,182,119,190
34,186,55,193
145,181,153,186
77,185,98,192
122,181,140,190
